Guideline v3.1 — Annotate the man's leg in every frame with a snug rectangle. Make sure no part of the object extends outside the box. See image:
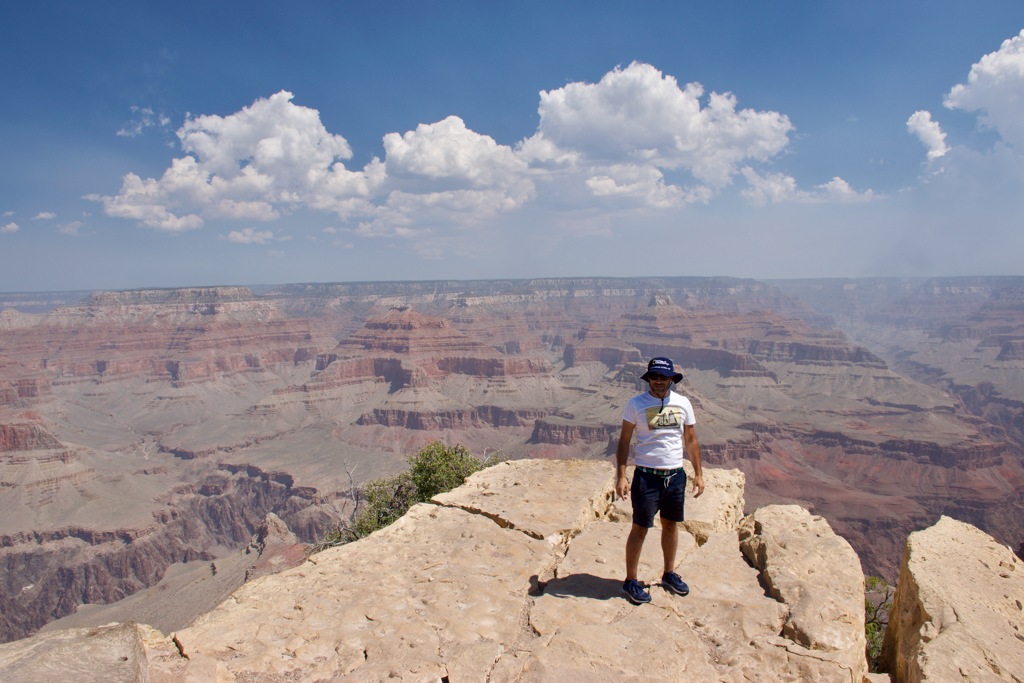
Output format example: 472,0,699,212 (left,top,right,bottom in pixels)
625,523,648,580
660,519,678,573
